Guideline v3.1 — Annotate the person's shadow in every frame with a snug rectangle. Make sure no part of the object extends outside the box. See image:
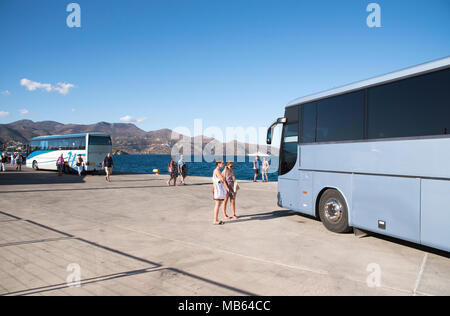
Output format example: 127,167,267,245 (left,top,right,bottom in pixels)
226,210,306,224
